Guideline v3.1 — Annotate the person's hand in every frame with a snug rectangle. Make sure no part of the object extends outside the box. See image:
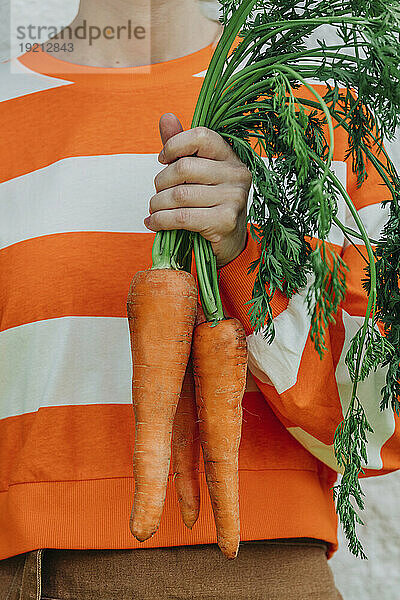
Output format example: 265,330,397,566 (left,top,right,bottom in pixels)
144,113,252,268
